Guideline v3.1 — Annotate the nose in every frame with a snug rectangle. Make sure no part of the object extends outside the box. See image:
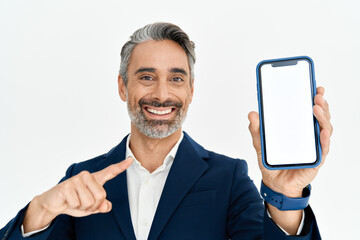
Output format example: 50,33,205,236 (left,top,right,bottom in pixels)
152,79,171,102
